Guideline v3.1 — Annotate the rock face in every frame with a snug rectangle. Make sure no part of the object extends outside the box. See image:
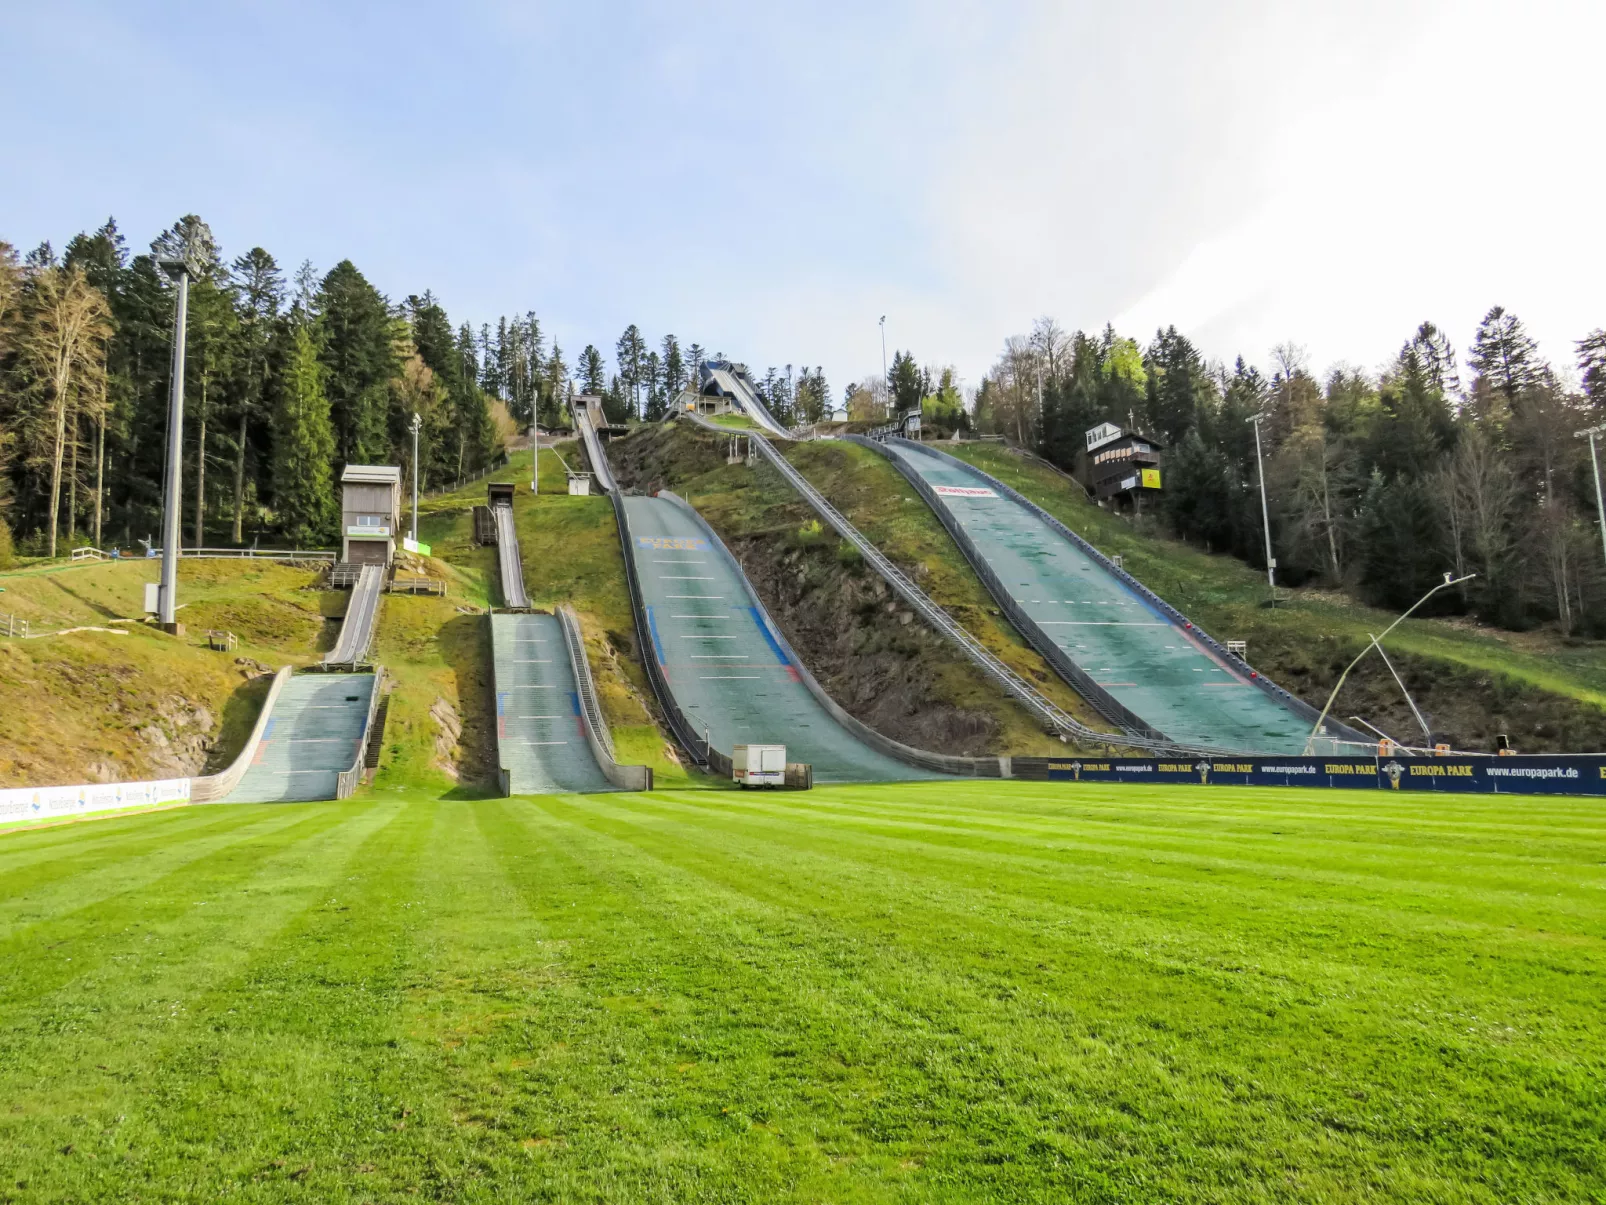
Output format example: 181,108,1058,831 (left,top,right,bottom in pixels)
430,697,463,780
135,700,217,777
